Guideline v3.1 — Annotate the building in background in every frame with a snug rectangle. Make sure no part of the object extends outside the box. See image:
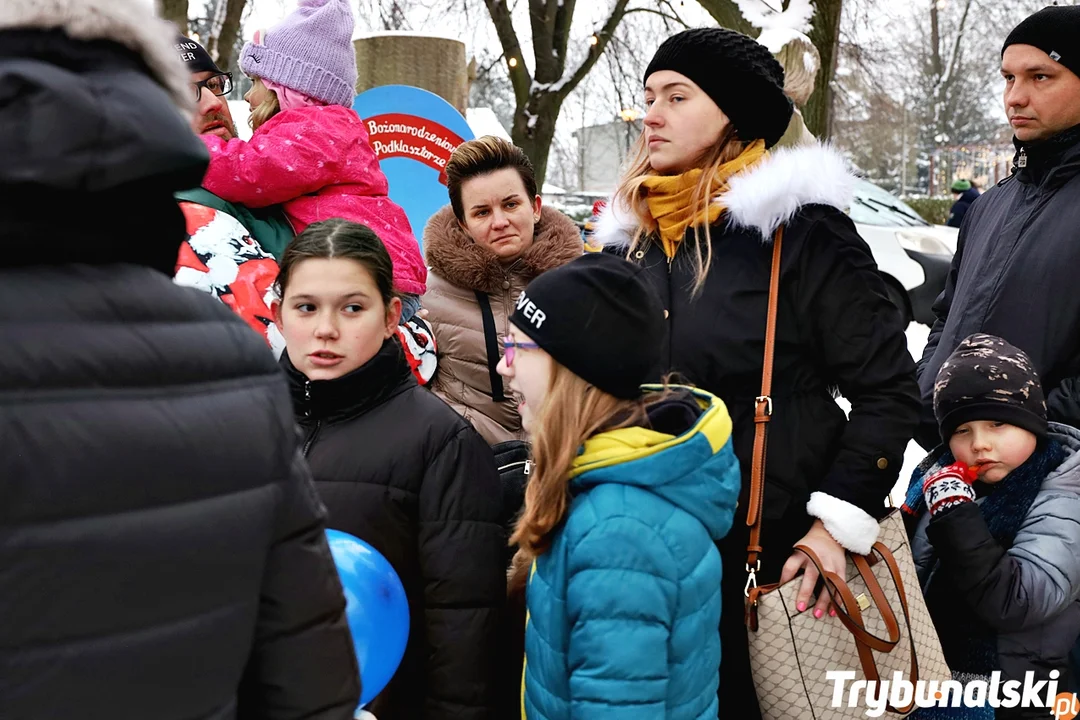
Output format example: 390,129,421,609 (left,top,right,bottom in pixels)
571,117,644,194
